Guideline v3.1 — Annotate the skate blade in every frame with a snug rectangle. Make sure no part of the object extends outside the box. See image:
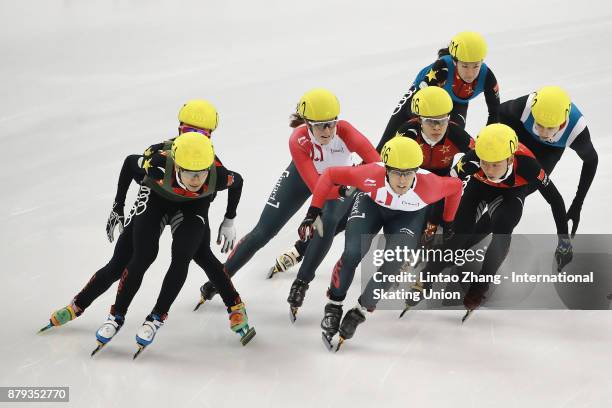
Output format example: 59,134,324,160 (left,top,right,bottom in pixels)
334,337,345,353
461,309,474,324
321,332,335,351
239,327,256,346
399,306,411,319
266,267,277,279
90,341,106,358
289,307,298,324
193,297,206,312
37,322,54,334
133,344,146,360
